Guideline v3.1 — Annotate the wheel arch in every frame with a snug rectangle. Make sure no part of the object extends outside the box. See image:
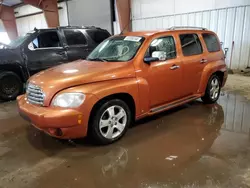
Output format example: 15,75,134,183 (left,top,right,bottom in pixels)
198,64,226,95
0,63,29,83
89,92,136,124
